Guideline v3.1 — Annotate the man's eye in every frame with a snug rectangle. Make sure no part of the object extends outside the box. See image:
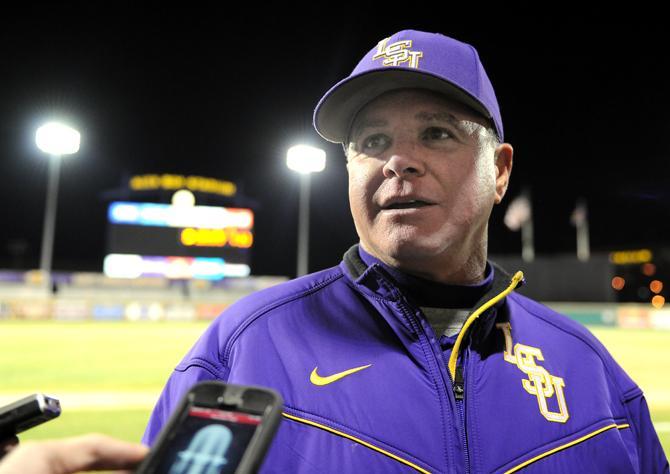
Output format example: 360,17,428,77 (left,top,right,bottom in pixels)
423,127,452,140
361,134,389,151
